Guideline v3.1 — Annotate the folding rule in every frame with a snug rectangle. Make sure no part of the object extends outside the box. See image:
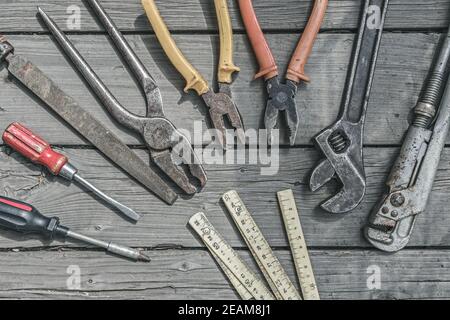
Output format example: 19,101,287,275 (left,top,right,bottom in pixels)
222,190,301,300
277,189,320,300
189,212,274,300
